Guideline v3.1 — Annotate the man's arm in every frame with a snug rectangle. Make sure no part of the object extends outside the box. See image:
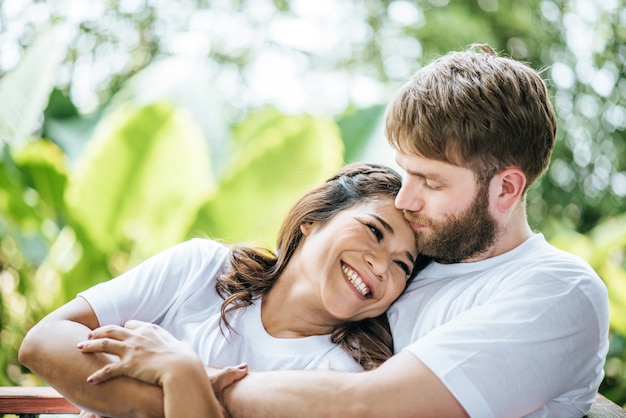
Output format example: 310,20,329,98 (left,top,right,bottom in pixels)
222,350,468,418
18,297,165,418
